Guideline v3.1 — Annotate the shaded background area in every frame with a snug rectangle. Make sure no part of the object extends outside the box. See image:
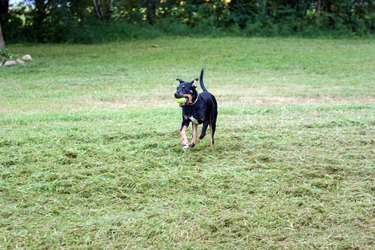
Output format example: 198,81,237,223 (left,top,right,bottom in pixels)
0,0,374,44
